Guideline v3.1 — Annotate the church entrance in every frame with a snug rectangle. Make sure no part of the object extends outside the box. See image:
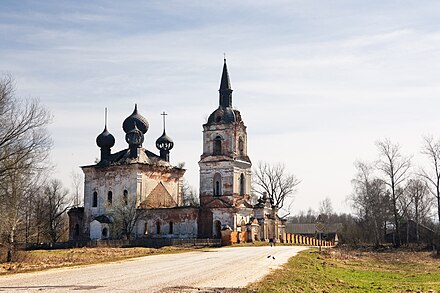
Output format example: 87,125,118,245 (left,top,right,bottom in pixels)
213,220,222,239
